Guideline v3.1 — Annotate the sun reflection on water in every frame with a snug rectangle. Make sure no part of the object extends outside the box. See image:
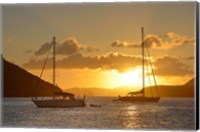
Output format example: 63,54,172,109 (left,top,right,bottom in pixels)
122,105,142,128
121,103,161,129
